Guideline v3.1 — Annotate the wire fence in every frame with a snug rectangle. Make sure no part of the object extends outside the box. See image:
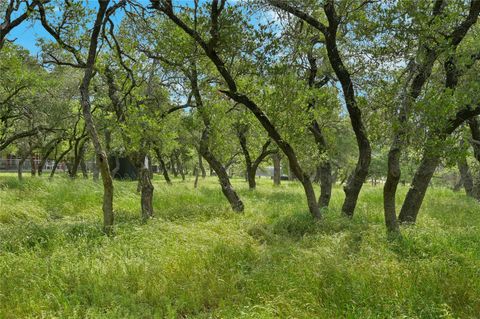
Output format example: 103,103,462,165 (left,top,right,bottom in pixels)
0,158,96,172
